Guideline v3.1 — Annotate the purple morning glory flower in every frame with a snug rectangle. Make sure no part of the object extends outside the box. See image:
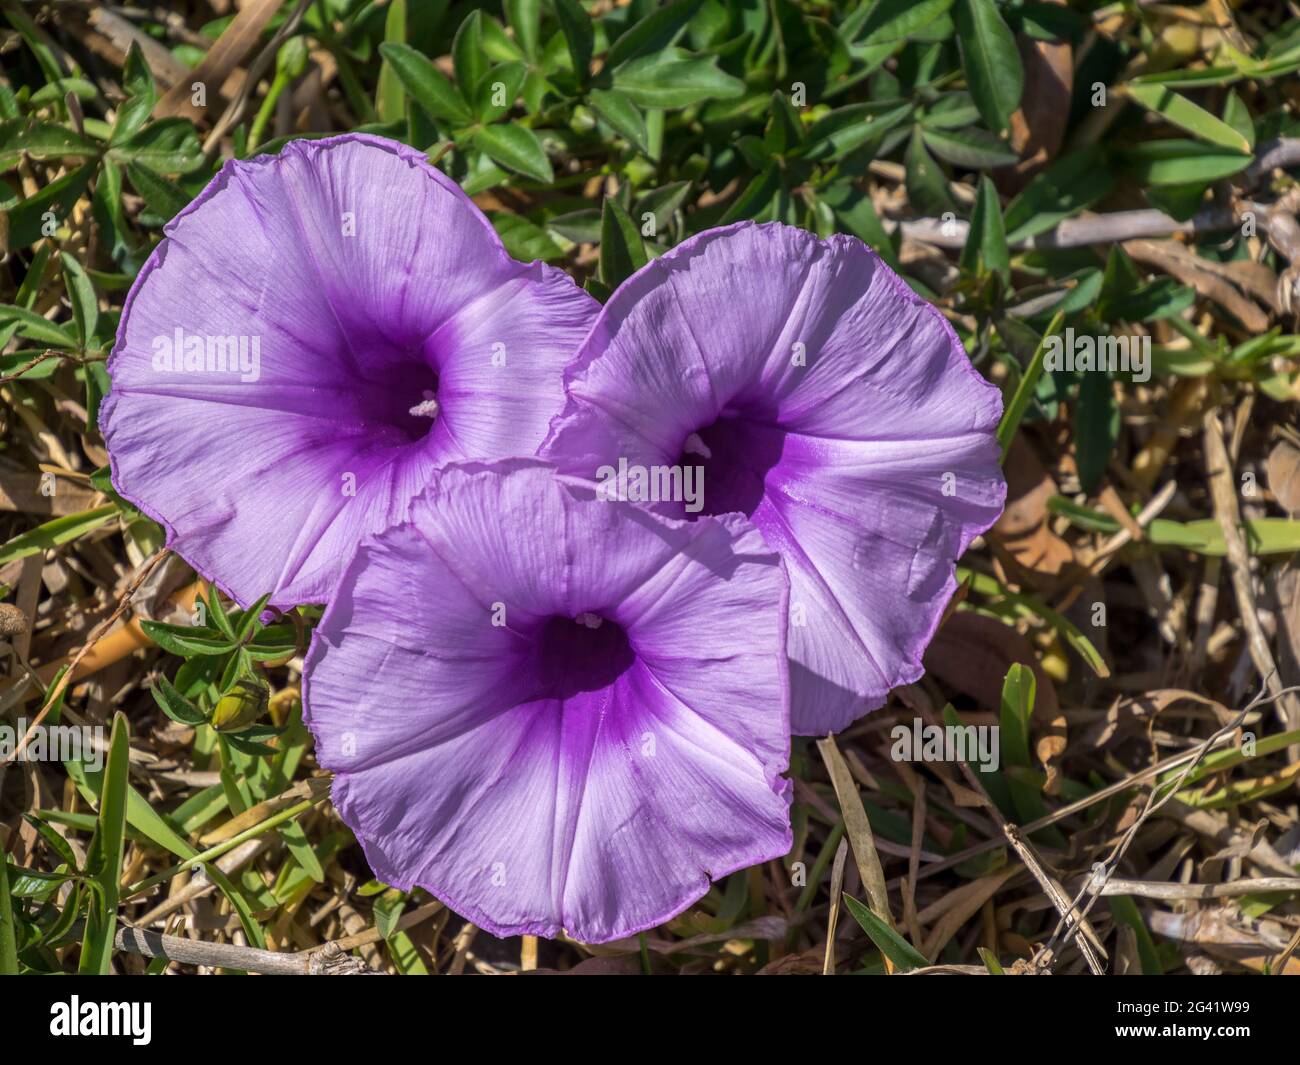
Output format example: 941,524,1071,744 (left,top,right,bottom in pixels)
302,459,792,944
100,133,598,609
542,221,1006,736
